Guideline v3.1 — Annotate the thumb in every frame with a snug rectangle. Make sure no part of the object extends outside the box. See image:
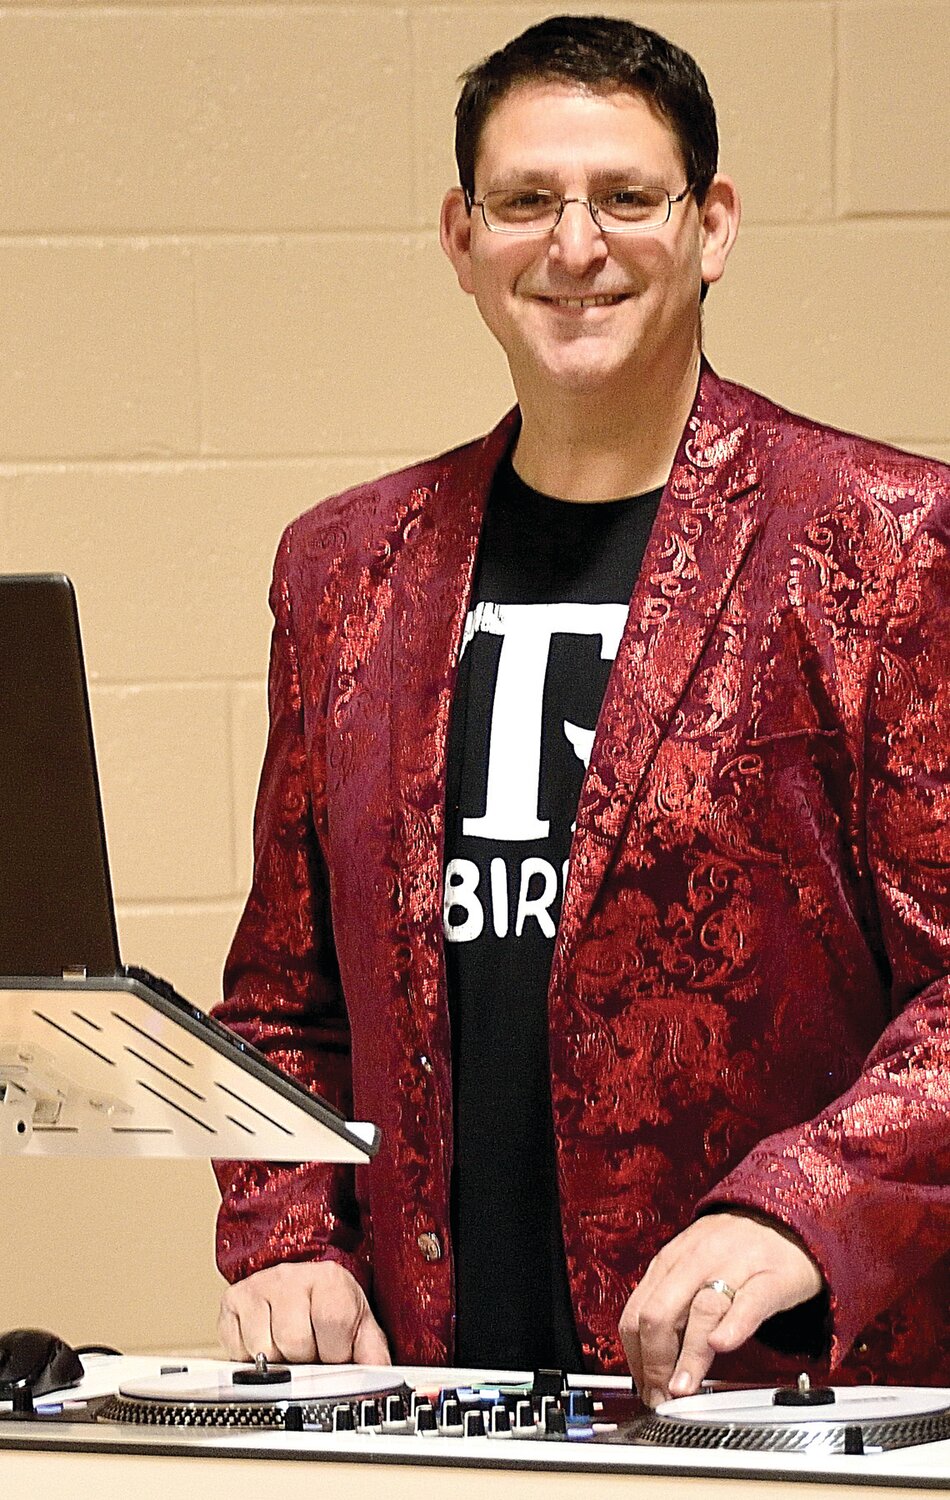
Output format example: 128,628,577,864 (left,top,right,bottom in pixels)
351,1306,392,1366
